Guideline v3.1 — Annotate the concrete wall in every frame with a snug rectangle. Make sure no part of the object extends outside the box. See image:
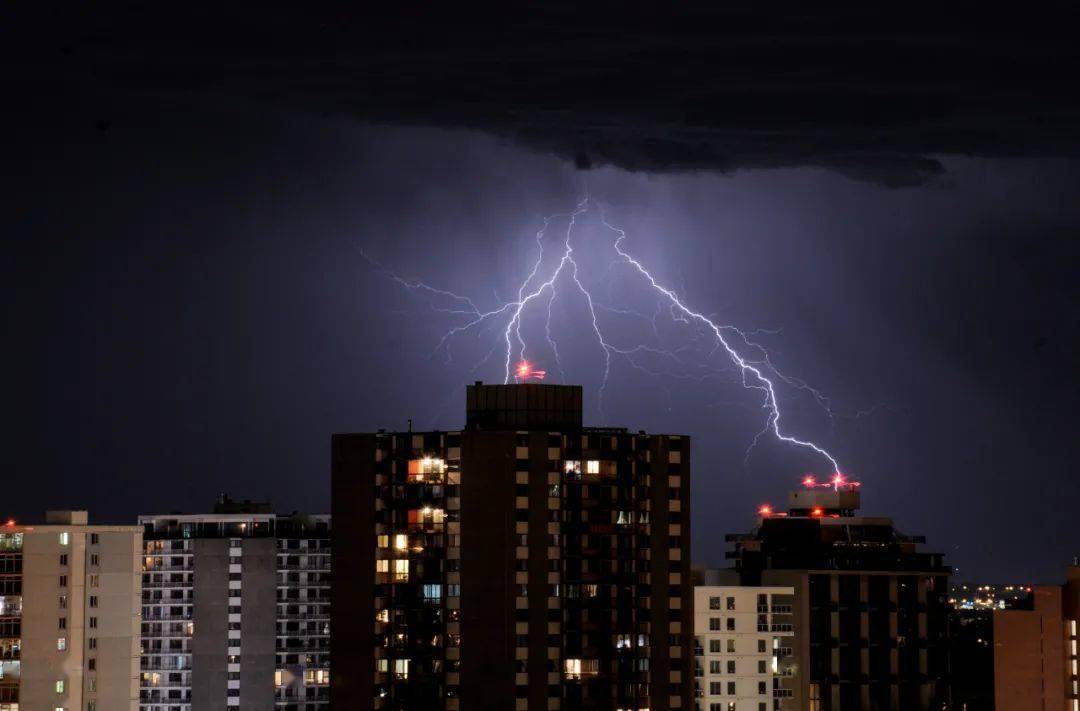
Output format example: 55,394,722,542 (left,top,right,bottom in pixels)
20,525,140,711
92,530,142,710
21,527,86,709
239,537,277,711
994,585,1066,711
192,537,230,711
